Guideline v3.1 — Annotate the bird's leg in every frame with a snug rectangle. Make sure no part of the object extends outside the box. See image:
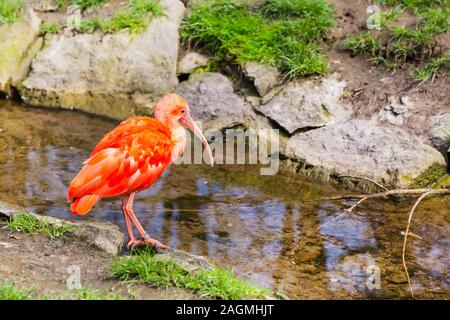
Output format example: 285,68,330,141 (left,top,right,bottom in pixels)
123,192,168,249
122,195,137,248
